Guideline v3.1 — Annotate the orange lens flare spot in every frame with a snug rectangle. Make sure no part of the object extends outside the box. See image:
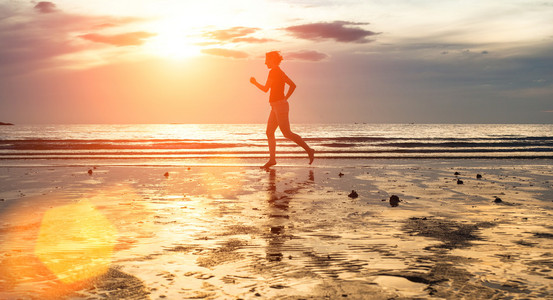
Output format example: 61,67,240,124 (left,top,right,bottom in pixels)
34,200,117,284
